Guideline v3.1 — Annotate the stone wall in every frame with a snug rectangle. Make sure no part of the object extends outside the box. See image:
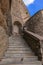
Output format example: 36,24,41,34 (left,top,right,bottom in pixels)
0,1,9,60
0,0,12,36
23,29,42,61
1,0,9,14
0,26,8,60
0,9,8,34
25,10,43,36
5,11,12,36
11,0,30,26
24,10,43,62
